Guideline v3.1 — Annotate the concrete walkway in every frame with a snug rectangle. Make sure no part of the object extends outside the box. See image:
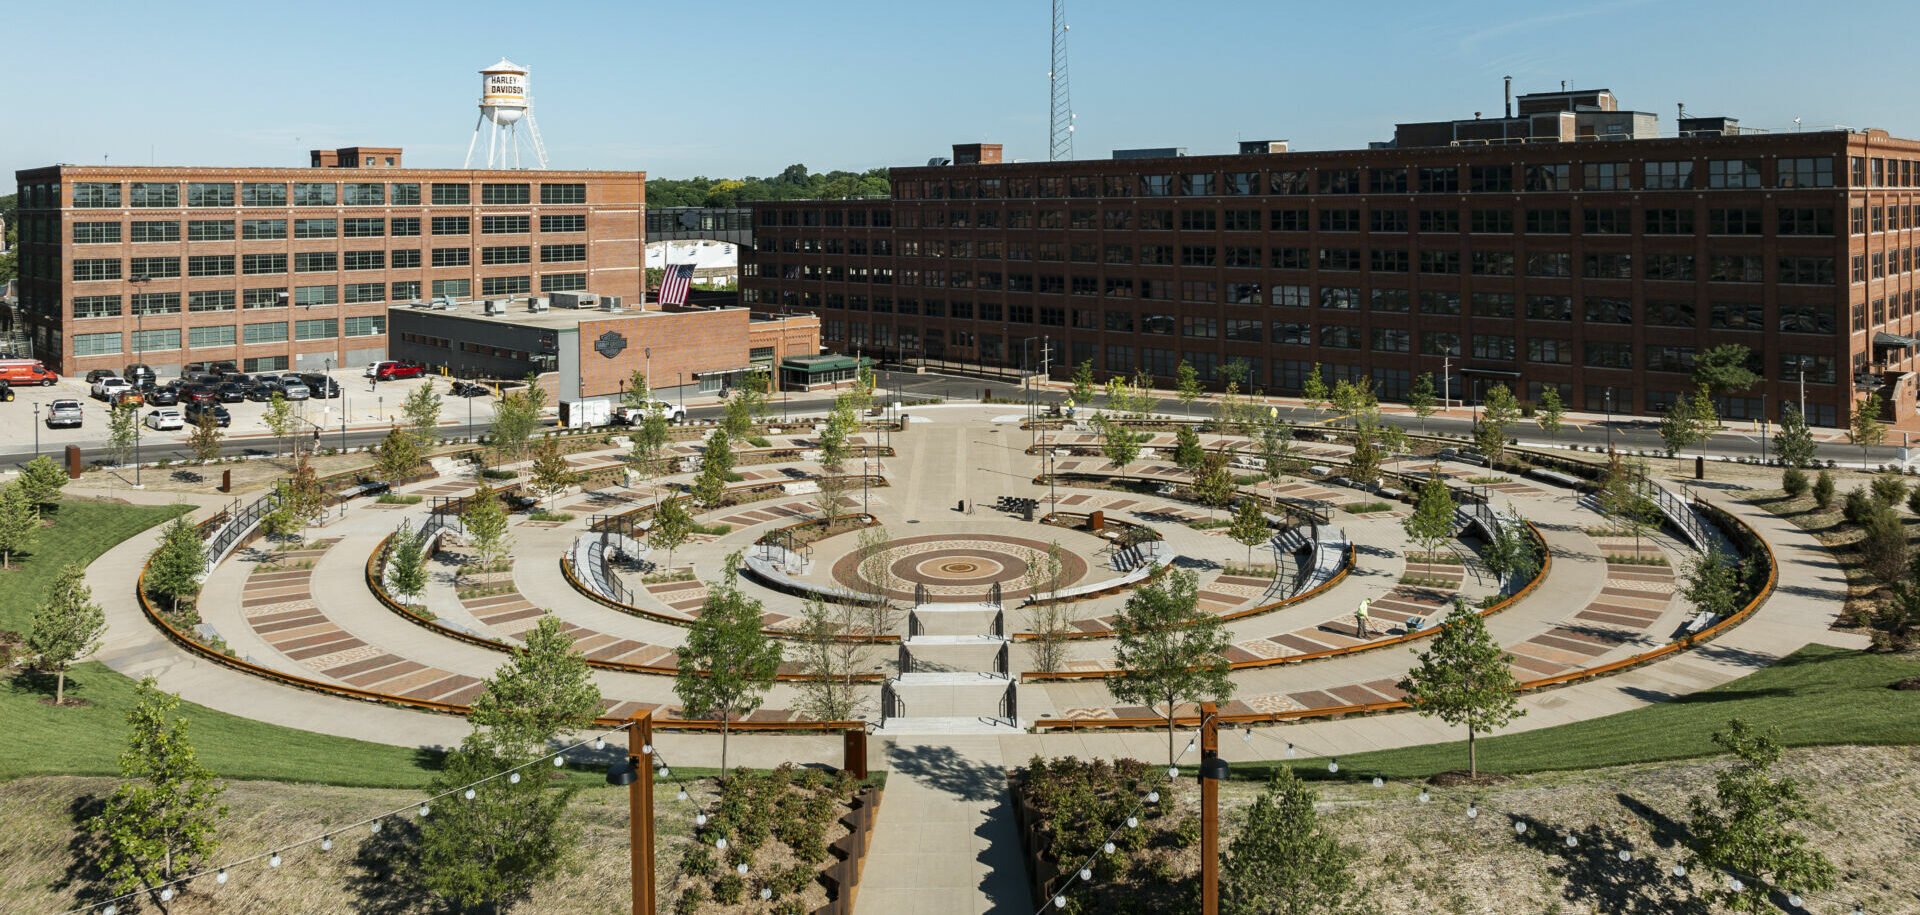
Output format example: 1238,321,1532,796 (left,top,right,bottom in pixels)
856,736,1030,915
